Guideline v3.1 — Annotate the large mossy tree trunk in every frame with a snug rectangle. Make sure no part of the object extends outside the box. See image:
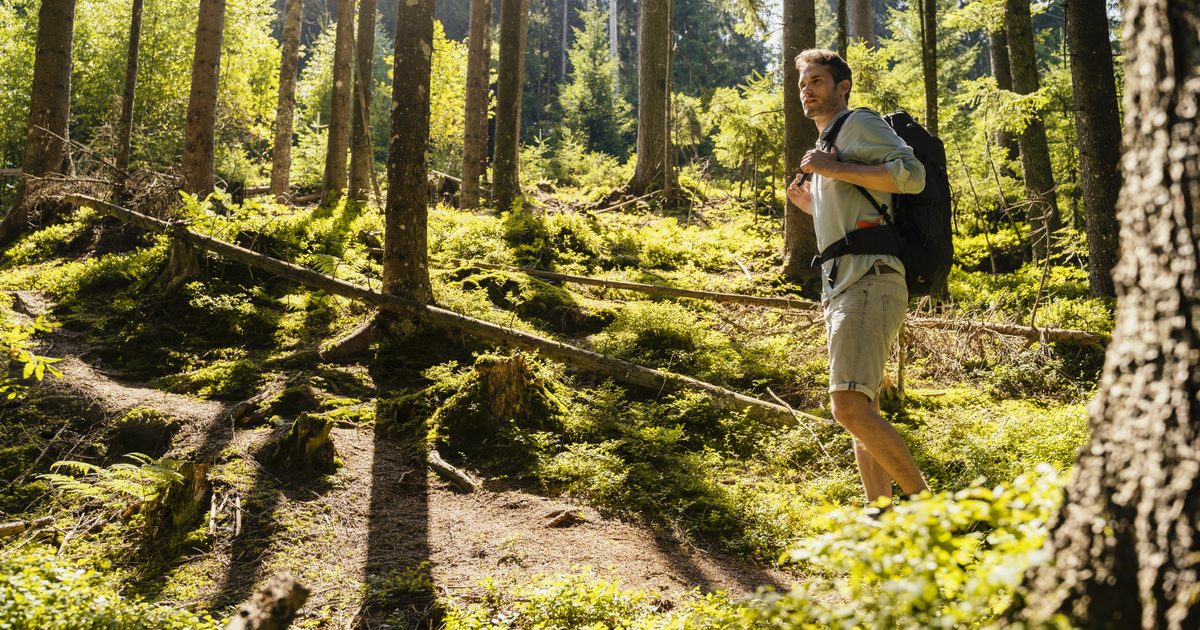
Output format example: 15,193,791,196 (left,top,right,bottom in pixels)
385,0,434,303
460,0,492,210
845,0,873,48
322,0,355,201
492,0,529,212
1019,0,1200,626
1065,0,1120,298
988,27,1020,176
780,0,819,285
269,0,304,201
1004,0,1059,260
348,0,376,203
626,0,670,196
113,0,143,198
0,0,75,245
